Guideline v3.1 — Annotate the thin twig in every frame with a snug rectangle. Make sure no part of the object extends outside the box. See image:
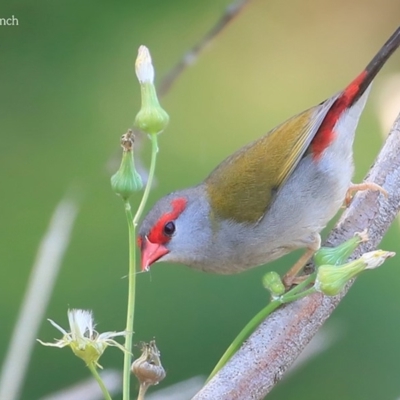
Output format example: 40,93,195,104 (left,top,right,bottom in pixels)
158,0,253,98
0,195,80,400
192,113,400,399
